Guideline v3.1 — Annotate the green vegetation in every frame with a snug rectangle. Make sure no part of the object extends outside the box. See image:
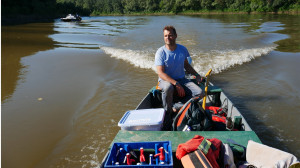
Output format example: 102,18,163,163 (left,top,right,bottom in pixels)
2,0,57,16
57,0,299,15
1,0,90,18
1,0,299,23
